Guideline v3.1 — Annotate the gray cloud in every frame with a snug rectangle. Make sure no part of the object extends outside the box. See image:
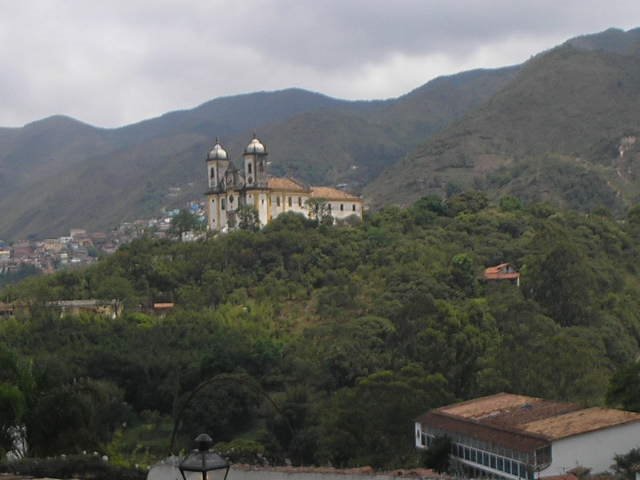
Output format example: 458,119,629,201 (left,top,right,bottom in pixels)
0,0,639,127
